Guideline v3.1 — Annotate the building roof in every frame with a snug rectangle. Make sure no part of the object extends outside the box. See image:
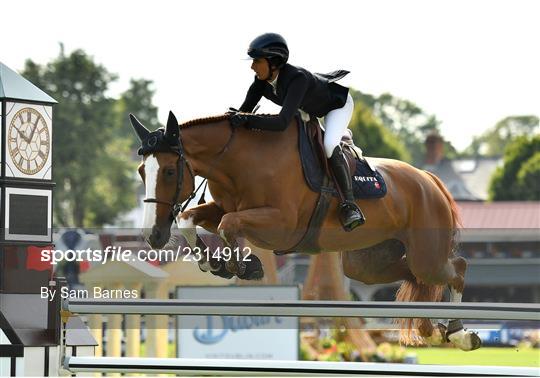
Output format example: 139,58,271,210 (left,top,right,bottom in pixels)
424,157,501,201
458,201,540,229
0,62,56,103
